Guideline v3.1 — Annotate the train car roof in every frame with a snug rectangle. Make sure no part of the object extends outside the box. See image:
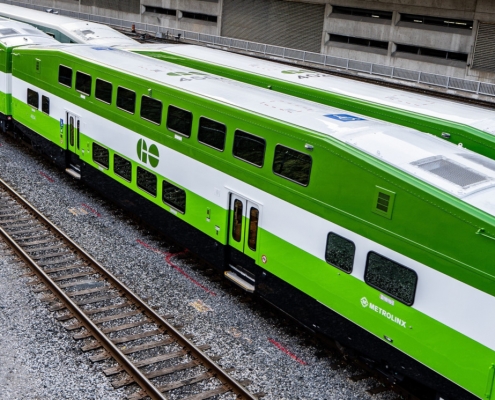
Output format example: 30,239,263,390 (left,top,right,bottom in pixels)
130,44,495,136
0,18,57,47
21,44,495,216
0,4,137,46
